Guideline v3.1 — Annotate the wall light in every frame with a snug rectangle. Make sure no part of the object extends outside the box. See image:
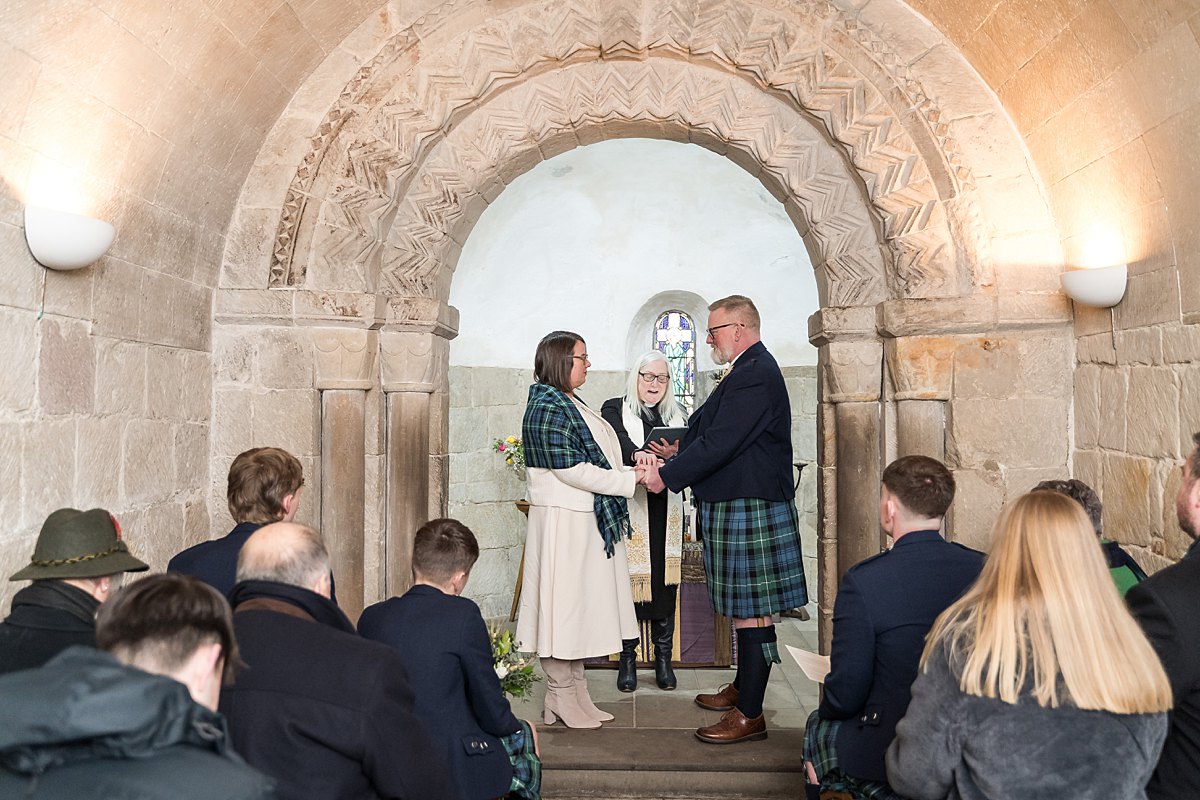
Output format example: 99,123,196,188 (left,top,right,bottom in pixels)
24,205,115,271
1061,264,1127,308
